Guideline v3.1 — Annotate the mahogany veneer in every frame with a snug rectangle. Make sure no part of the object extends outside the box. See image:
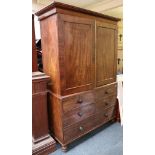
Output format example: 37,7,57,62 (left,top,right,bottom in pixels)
32,72,56,155
36,1,120,152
